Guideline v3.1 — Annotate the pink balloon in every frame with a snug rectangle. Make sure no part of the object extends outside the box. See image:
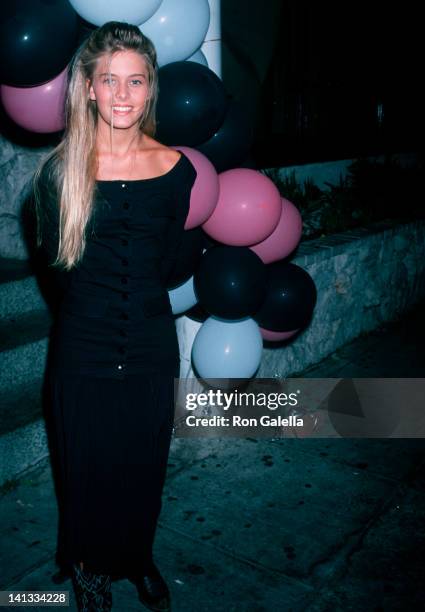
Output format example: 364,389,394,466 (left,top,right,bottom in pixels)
171,146,219,230
0,66,68,133
250,197,303,263
202,168,281,246
260,327,299,342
